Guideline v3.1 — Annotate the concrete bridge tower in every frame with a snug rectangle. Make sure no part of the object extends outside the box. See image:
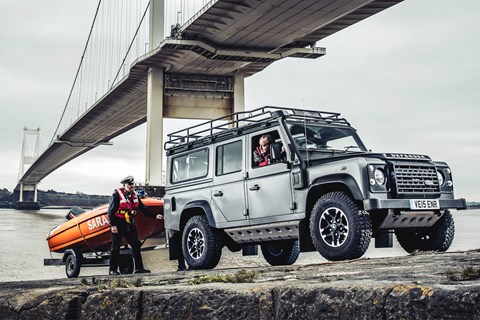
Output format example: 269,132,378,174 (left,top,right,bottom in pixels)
145,0,244,188
15,128,42,210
